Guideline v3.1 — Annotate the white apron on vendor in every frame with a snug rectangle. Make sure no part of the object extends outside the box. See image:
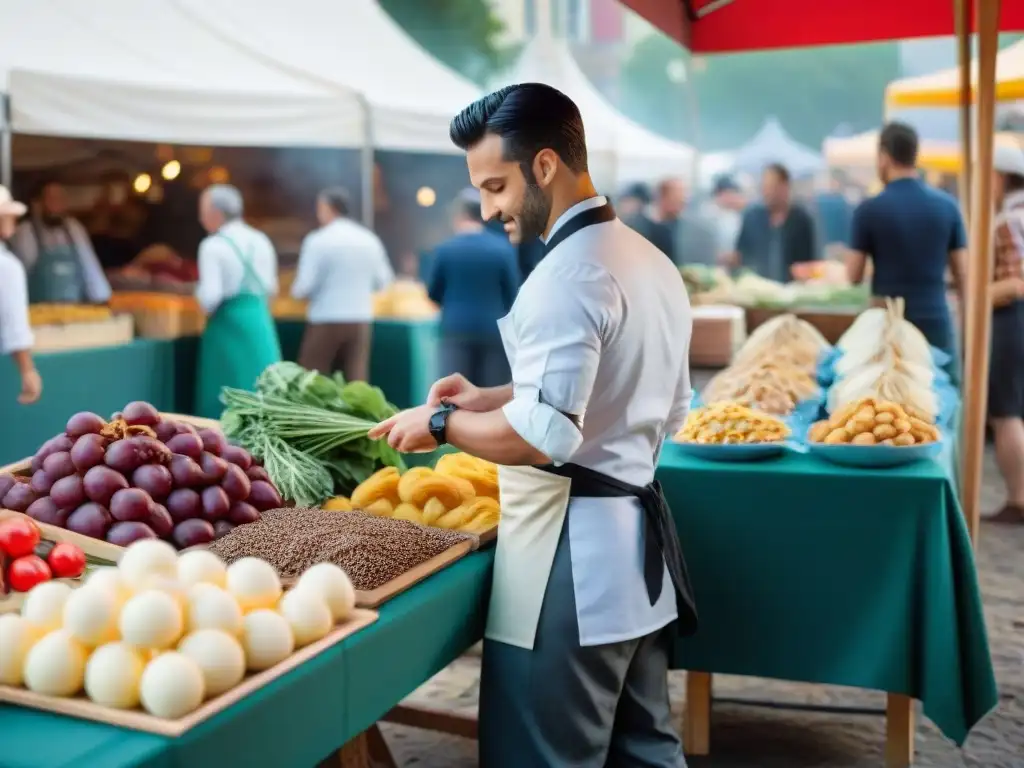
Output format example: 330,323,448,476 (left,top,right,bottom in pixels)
12,218,112,304
480,197,698,768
